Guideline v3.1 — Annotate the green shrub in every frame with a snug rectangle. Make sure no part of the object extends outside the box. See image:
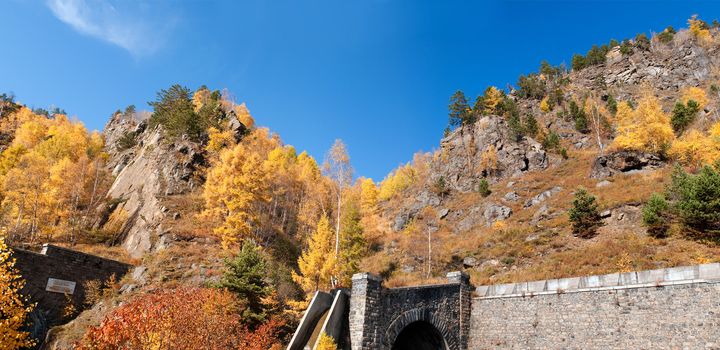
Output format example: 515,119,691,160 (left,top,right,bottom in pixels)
432,176,450,197
542,130,561,150
569,187,602,238
116,131,137,151
507,112,524,141
571,54,586,71
516,74,546,100
560,148,569,159
477,178,491,197
619,40,634,56
643,193,671,238
656,26,676,44
671,100,700,133
634,33,650,50
569,100,589,133
668,164,720,237
523,114,539,137
606,95,618,115
539,60,562,79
